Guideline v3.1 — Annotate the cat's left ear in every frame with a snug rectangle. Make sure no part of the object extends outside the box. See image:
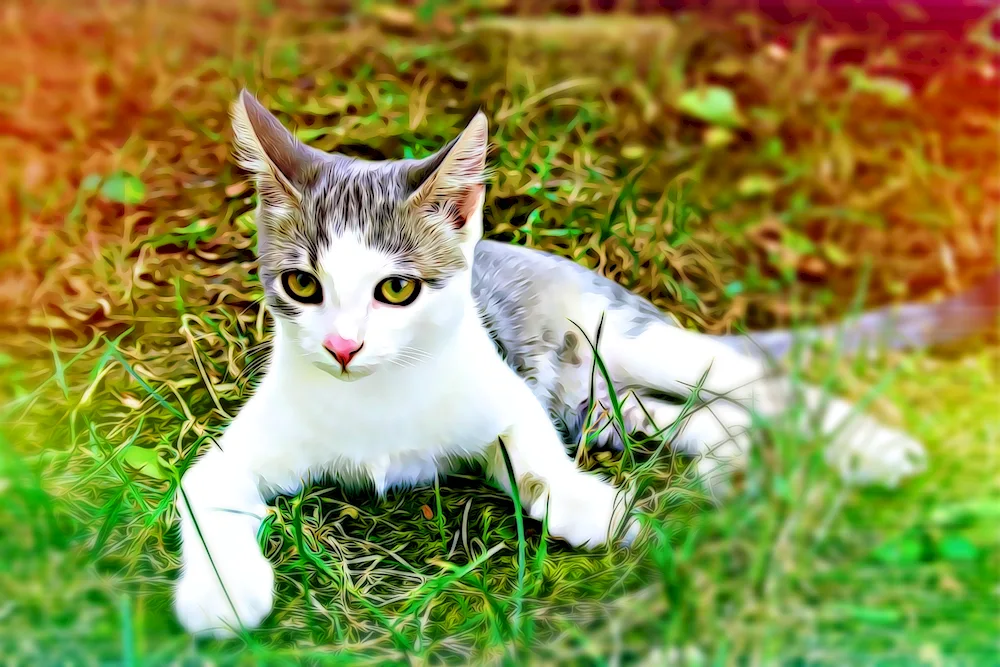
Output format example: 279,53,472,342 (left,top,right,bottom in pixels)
406,111,489,243
230,89,321,216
